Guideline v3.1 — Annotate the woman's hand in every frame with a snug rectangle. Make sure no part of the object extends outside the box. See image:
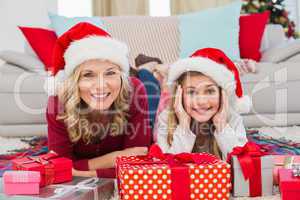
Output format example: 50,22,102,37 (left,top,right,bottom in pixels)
212,90,229,133
120,147,148,156
72,168,97,177
174,85,191,130
88,147,148,170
